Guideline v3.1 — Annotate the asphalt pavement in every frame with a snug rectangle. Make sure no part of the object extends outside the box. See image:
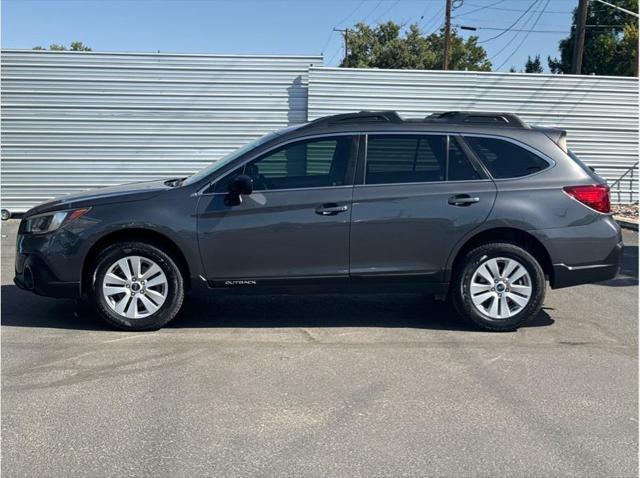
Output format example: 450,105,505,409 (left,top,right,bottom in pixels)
1,219,638,477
